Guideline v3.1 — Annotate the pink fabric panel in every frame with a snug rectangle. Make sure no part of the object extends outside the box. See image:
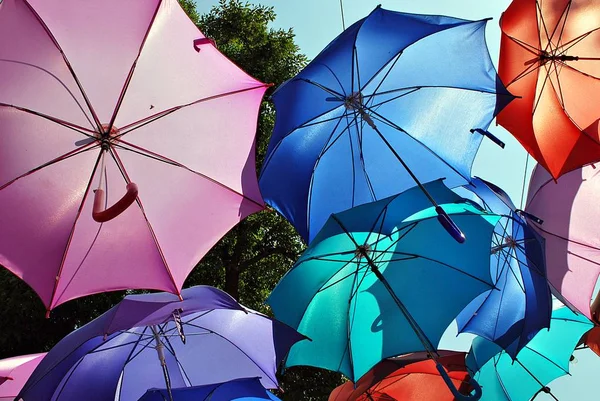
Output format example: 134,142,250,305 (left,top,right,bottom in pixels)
115,0,264,127
526,164,600,317
122,89,266,203
52,157,176,309
0,353,46,398
115,149,264,289
26,0,162,123
0,0,93,128
0,108,87,188
0,151,98,307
